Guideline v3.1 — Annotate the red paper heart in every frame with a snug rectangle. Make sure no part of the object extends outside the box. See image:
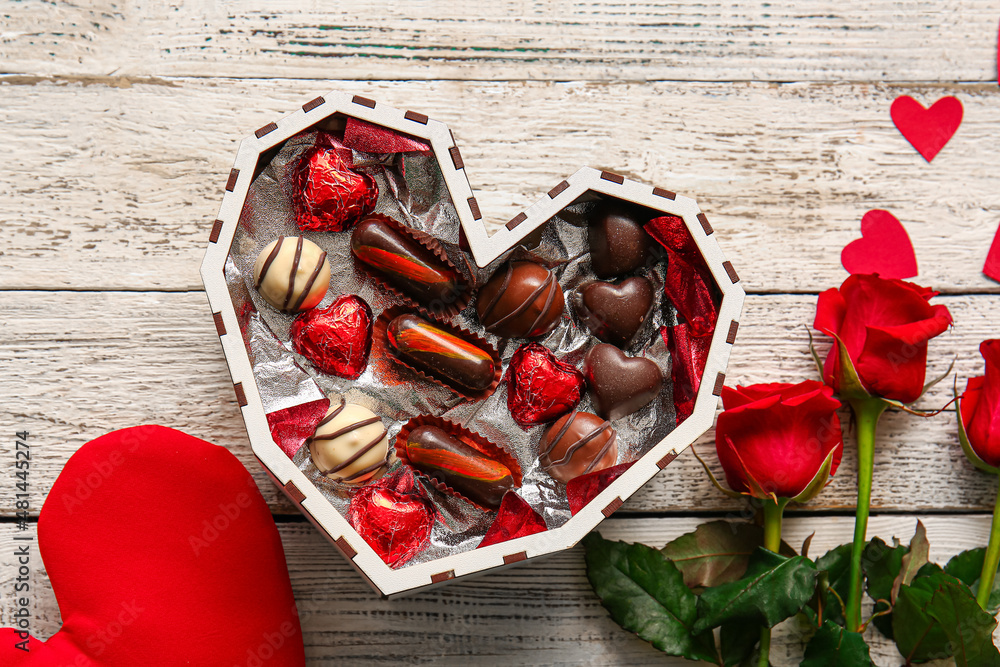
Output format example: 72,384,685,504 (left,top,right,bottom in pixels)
984,222,1000,283
841,210,918,279
478,492,547,548
347,480,434,569
890,95,963,162
0,426,304,666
